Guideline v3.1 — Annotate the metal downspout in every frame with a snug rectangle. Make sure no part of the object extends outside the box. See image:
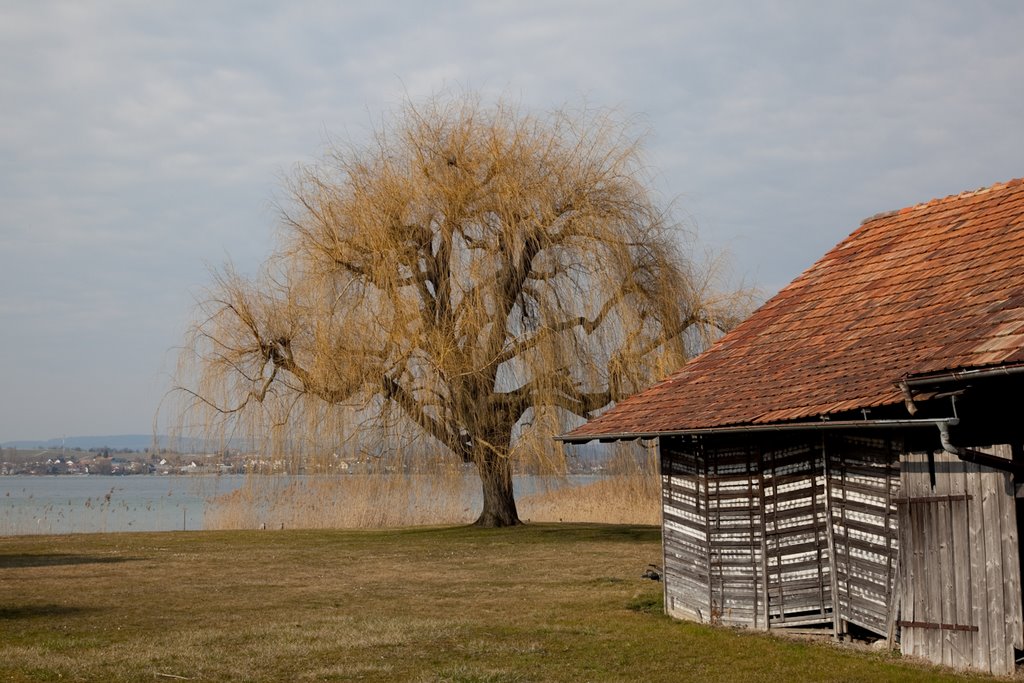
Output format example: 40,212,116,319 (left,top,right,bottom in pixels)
936,421,1024,476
